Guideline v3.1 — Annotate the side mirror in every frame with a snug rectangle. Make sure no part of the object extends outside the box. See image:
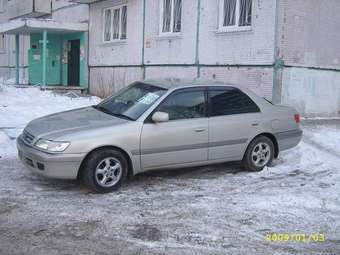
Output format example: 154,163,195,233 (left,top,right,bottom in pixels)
152,111,169,123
